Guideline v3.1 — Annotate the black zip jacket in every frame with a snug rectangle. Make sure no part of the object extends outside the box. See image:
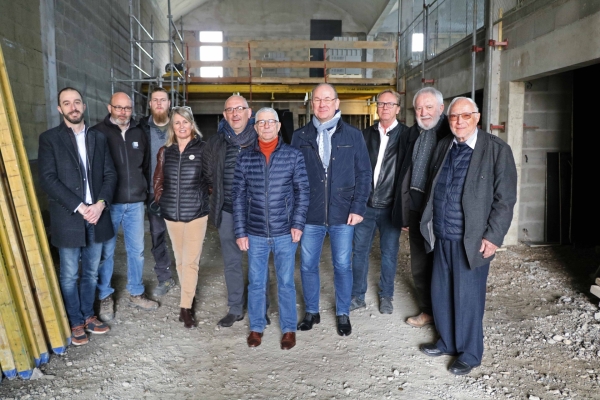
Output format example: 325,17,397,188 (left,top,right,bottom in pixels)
157,137,209,223
92,115,150,204
362,121,408,209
